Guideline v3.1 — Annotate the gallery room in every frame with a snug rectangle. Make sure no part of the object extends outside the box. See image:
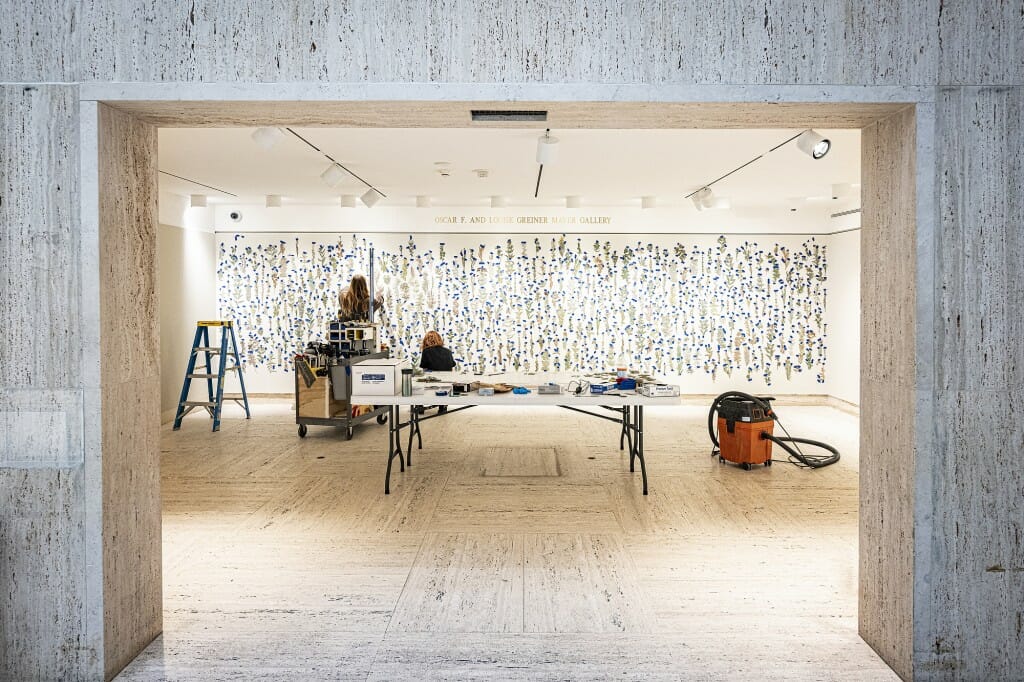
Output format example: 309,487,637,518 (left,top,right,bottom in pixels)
134,114,885,678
